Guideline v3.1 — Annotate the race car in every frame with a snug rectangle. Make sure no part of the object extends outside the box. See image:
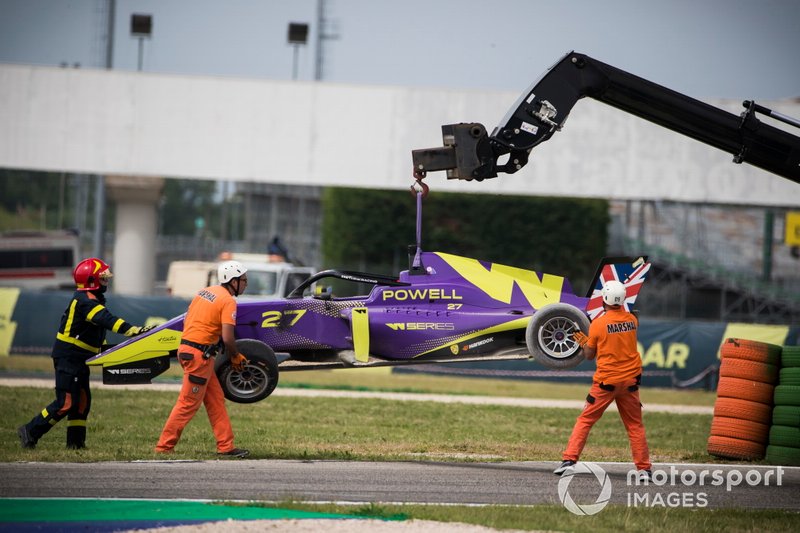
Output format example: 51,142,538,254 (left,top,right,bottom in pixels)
87,249,650,404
